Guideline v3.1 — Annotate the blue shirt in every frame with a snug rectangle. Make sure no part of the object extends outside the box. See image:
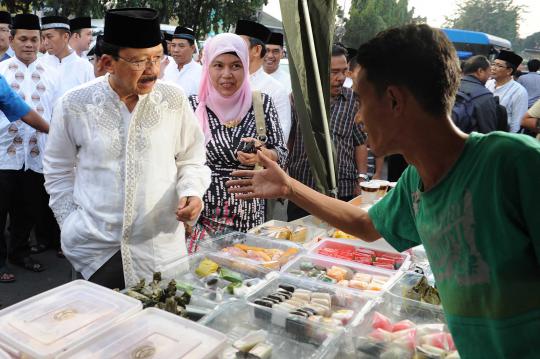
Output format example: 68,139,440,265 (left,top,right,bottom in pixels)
517,72,540,108
0,74,31,122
